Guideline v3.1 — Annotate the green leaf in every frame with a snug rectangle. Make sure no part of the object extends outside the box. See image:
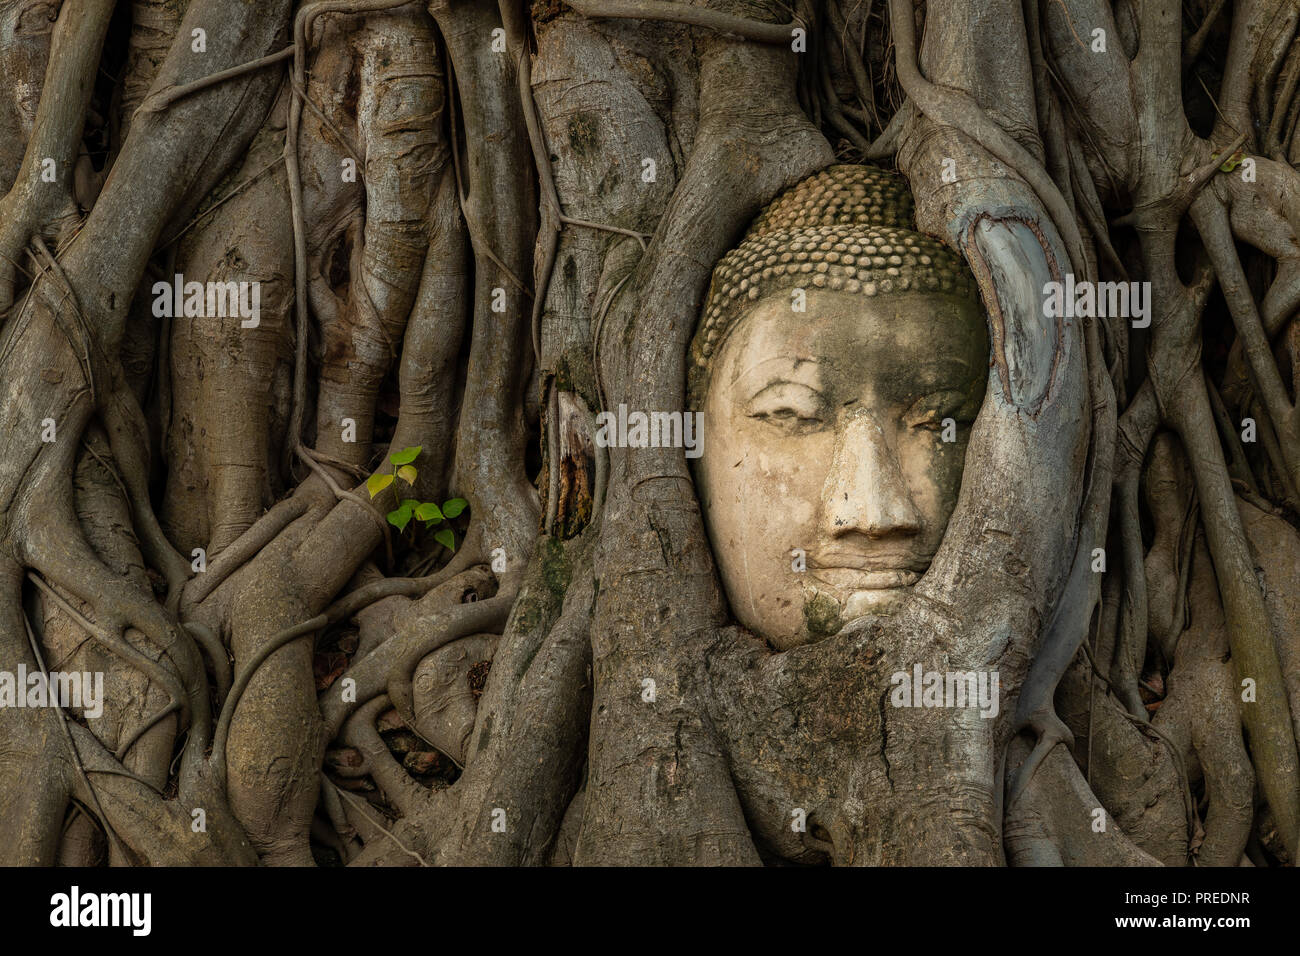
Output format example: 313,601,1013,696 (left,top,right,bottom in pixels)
434,528,456,551
366,473,394,499
1216,149,1244,172
442,497,468,518
414,502,443,522
389,445,422,466
386,501,414,532
397,464,418,484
